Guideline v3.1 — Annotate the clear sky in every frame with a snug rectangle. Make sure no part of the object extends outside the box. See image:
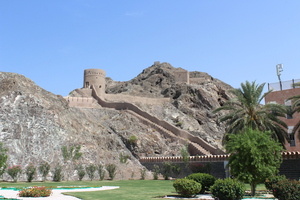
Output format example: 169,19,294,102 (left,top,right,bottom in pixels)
1,1,300,96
